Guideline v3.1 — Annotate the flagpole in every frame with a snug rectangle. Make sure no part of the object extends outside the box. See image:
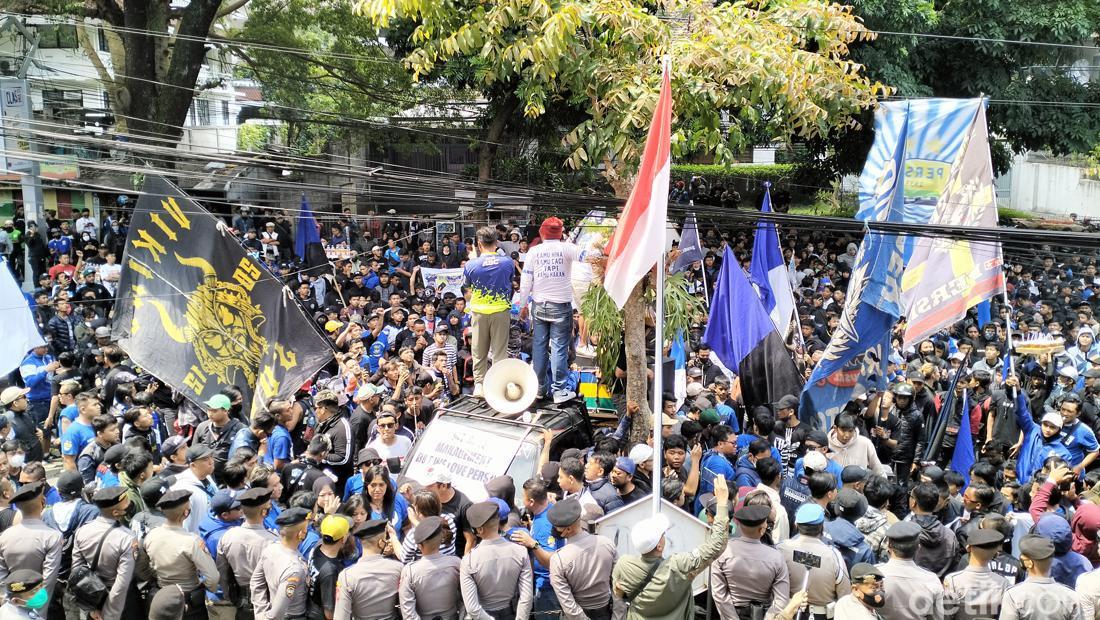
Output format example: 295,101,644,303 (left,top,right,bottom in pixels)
653,252,665,516
1002,285,1017,398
